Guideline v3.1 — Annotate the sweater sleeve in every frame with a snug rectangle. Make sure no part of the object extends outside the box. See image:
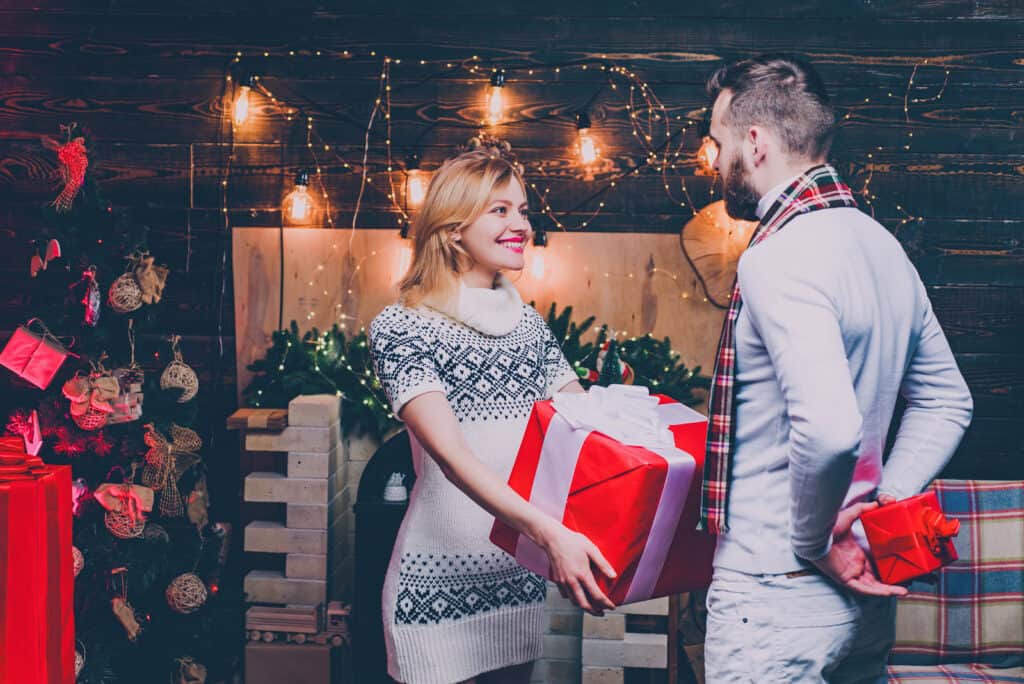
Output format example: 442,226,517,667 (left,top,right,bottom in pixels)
879,284,973,499
535,309,579,398
369,306,447,418
738,248,863,562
